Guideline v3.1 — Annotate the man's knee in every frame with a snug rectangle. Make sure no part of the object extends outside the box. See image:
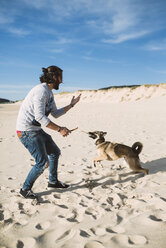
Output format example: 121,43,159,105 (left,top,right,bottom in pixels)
43,160,49,169
35,158,49,173
49,148,61,160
